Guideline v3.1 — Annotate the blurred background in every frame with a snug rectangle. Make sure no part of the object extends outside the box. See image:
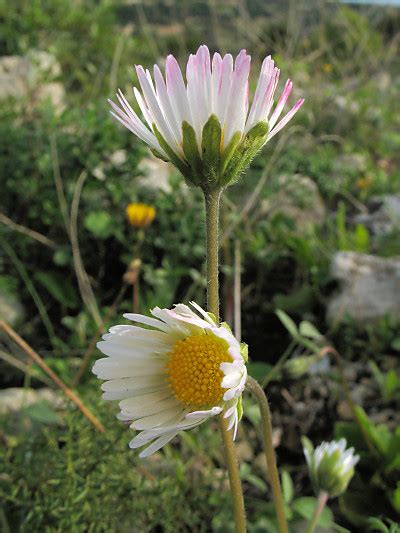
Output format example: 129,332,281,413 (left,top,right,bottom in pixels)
1,1,399,531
